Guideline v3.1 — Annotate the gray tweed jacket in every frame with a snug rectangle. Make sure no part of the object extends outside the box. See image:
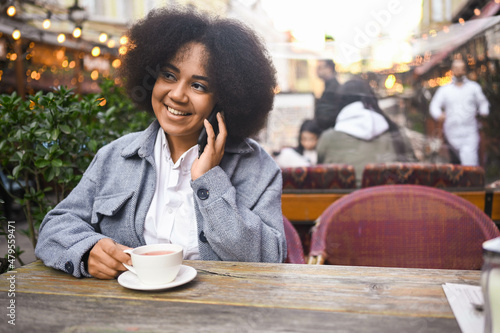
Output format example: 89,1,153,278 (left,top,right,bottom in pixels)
35,120,286,277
